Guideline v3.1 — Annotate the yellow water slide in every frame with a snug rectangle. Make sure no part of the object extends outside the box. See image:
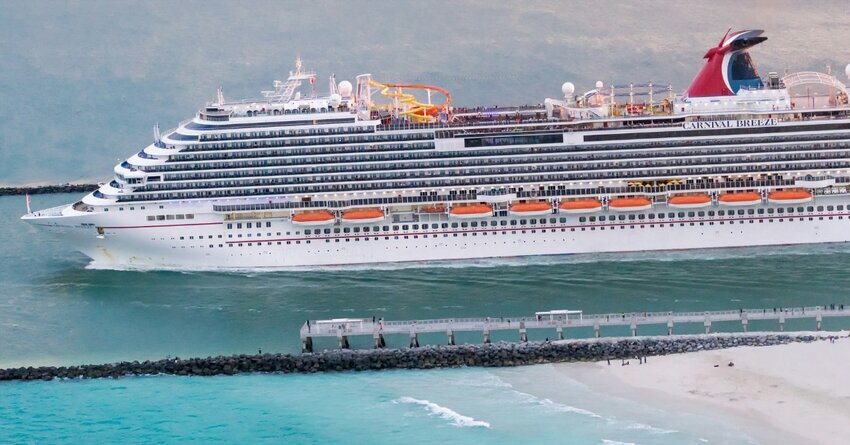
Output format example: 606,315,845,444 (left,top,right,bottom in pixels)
368,79,452,123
